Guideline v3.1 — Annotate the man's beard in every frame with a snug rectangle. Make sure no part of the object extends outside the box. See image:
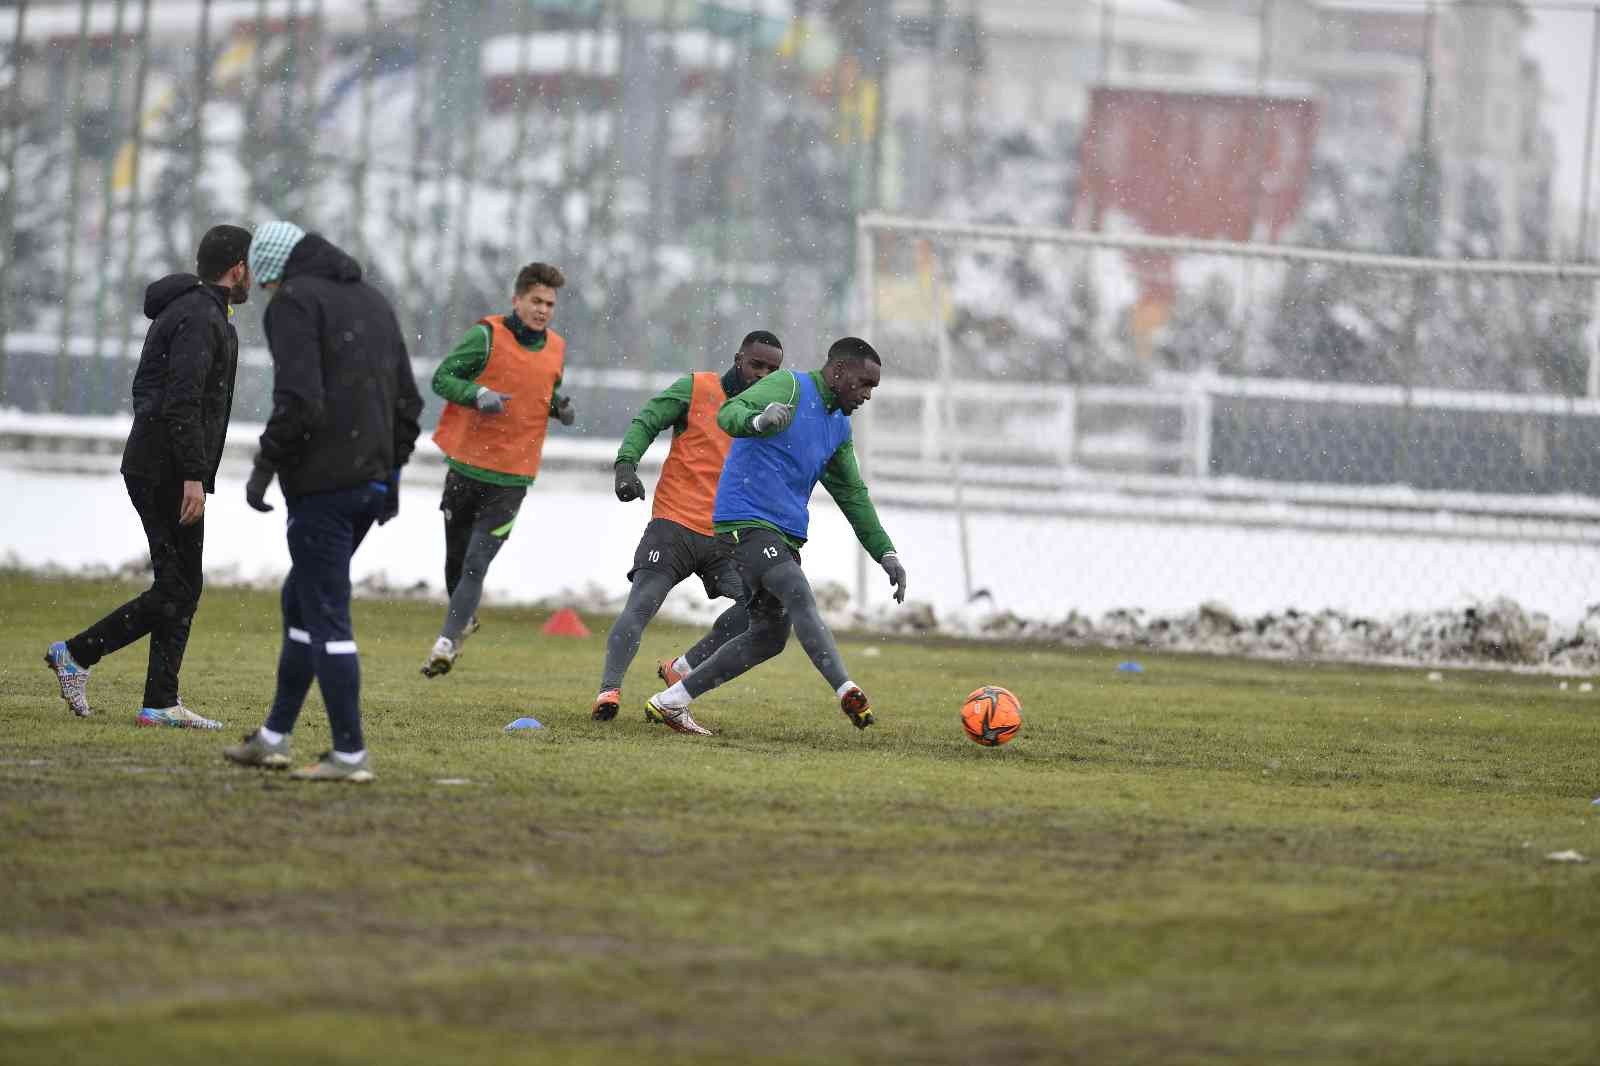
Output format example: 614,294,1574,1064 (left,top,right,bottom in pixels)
228,278,250,304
